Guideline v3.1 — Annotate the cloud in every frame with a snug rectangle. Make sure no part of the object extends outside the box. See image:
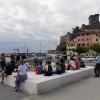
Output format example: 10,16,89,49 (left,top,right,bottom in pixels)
0,0,100,52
